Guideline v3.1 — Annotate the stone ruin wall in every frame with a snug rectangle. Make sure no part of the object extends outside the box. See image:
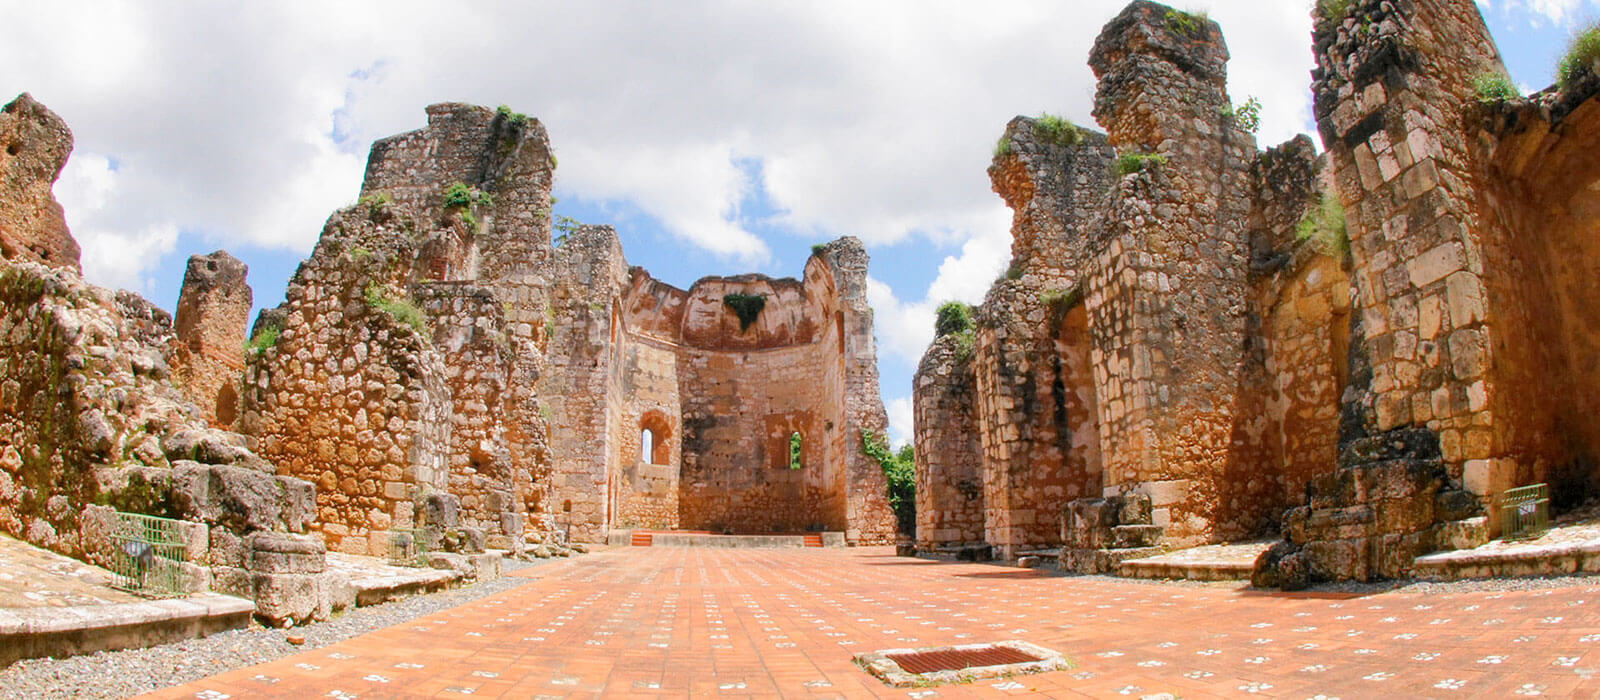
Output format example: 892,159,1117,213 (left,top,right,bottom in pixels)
170,251,252,427
915,1,1353,558
0,94,80,272
238,103,555,555
544,228,897,543
0,93,337,625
